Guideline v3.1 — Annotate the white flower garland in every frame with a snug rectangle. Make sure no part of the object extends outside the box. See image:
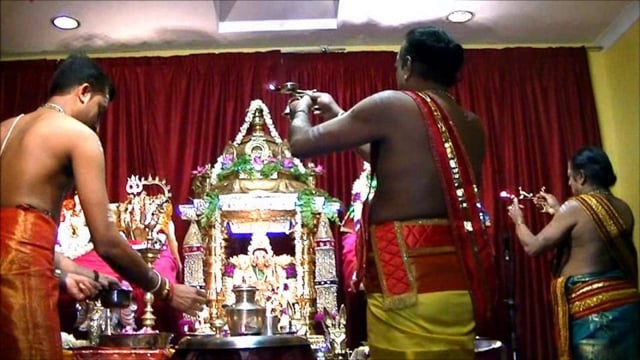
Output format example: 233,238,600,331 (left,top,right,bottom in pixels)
56,208,94,259
205,99,308,188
